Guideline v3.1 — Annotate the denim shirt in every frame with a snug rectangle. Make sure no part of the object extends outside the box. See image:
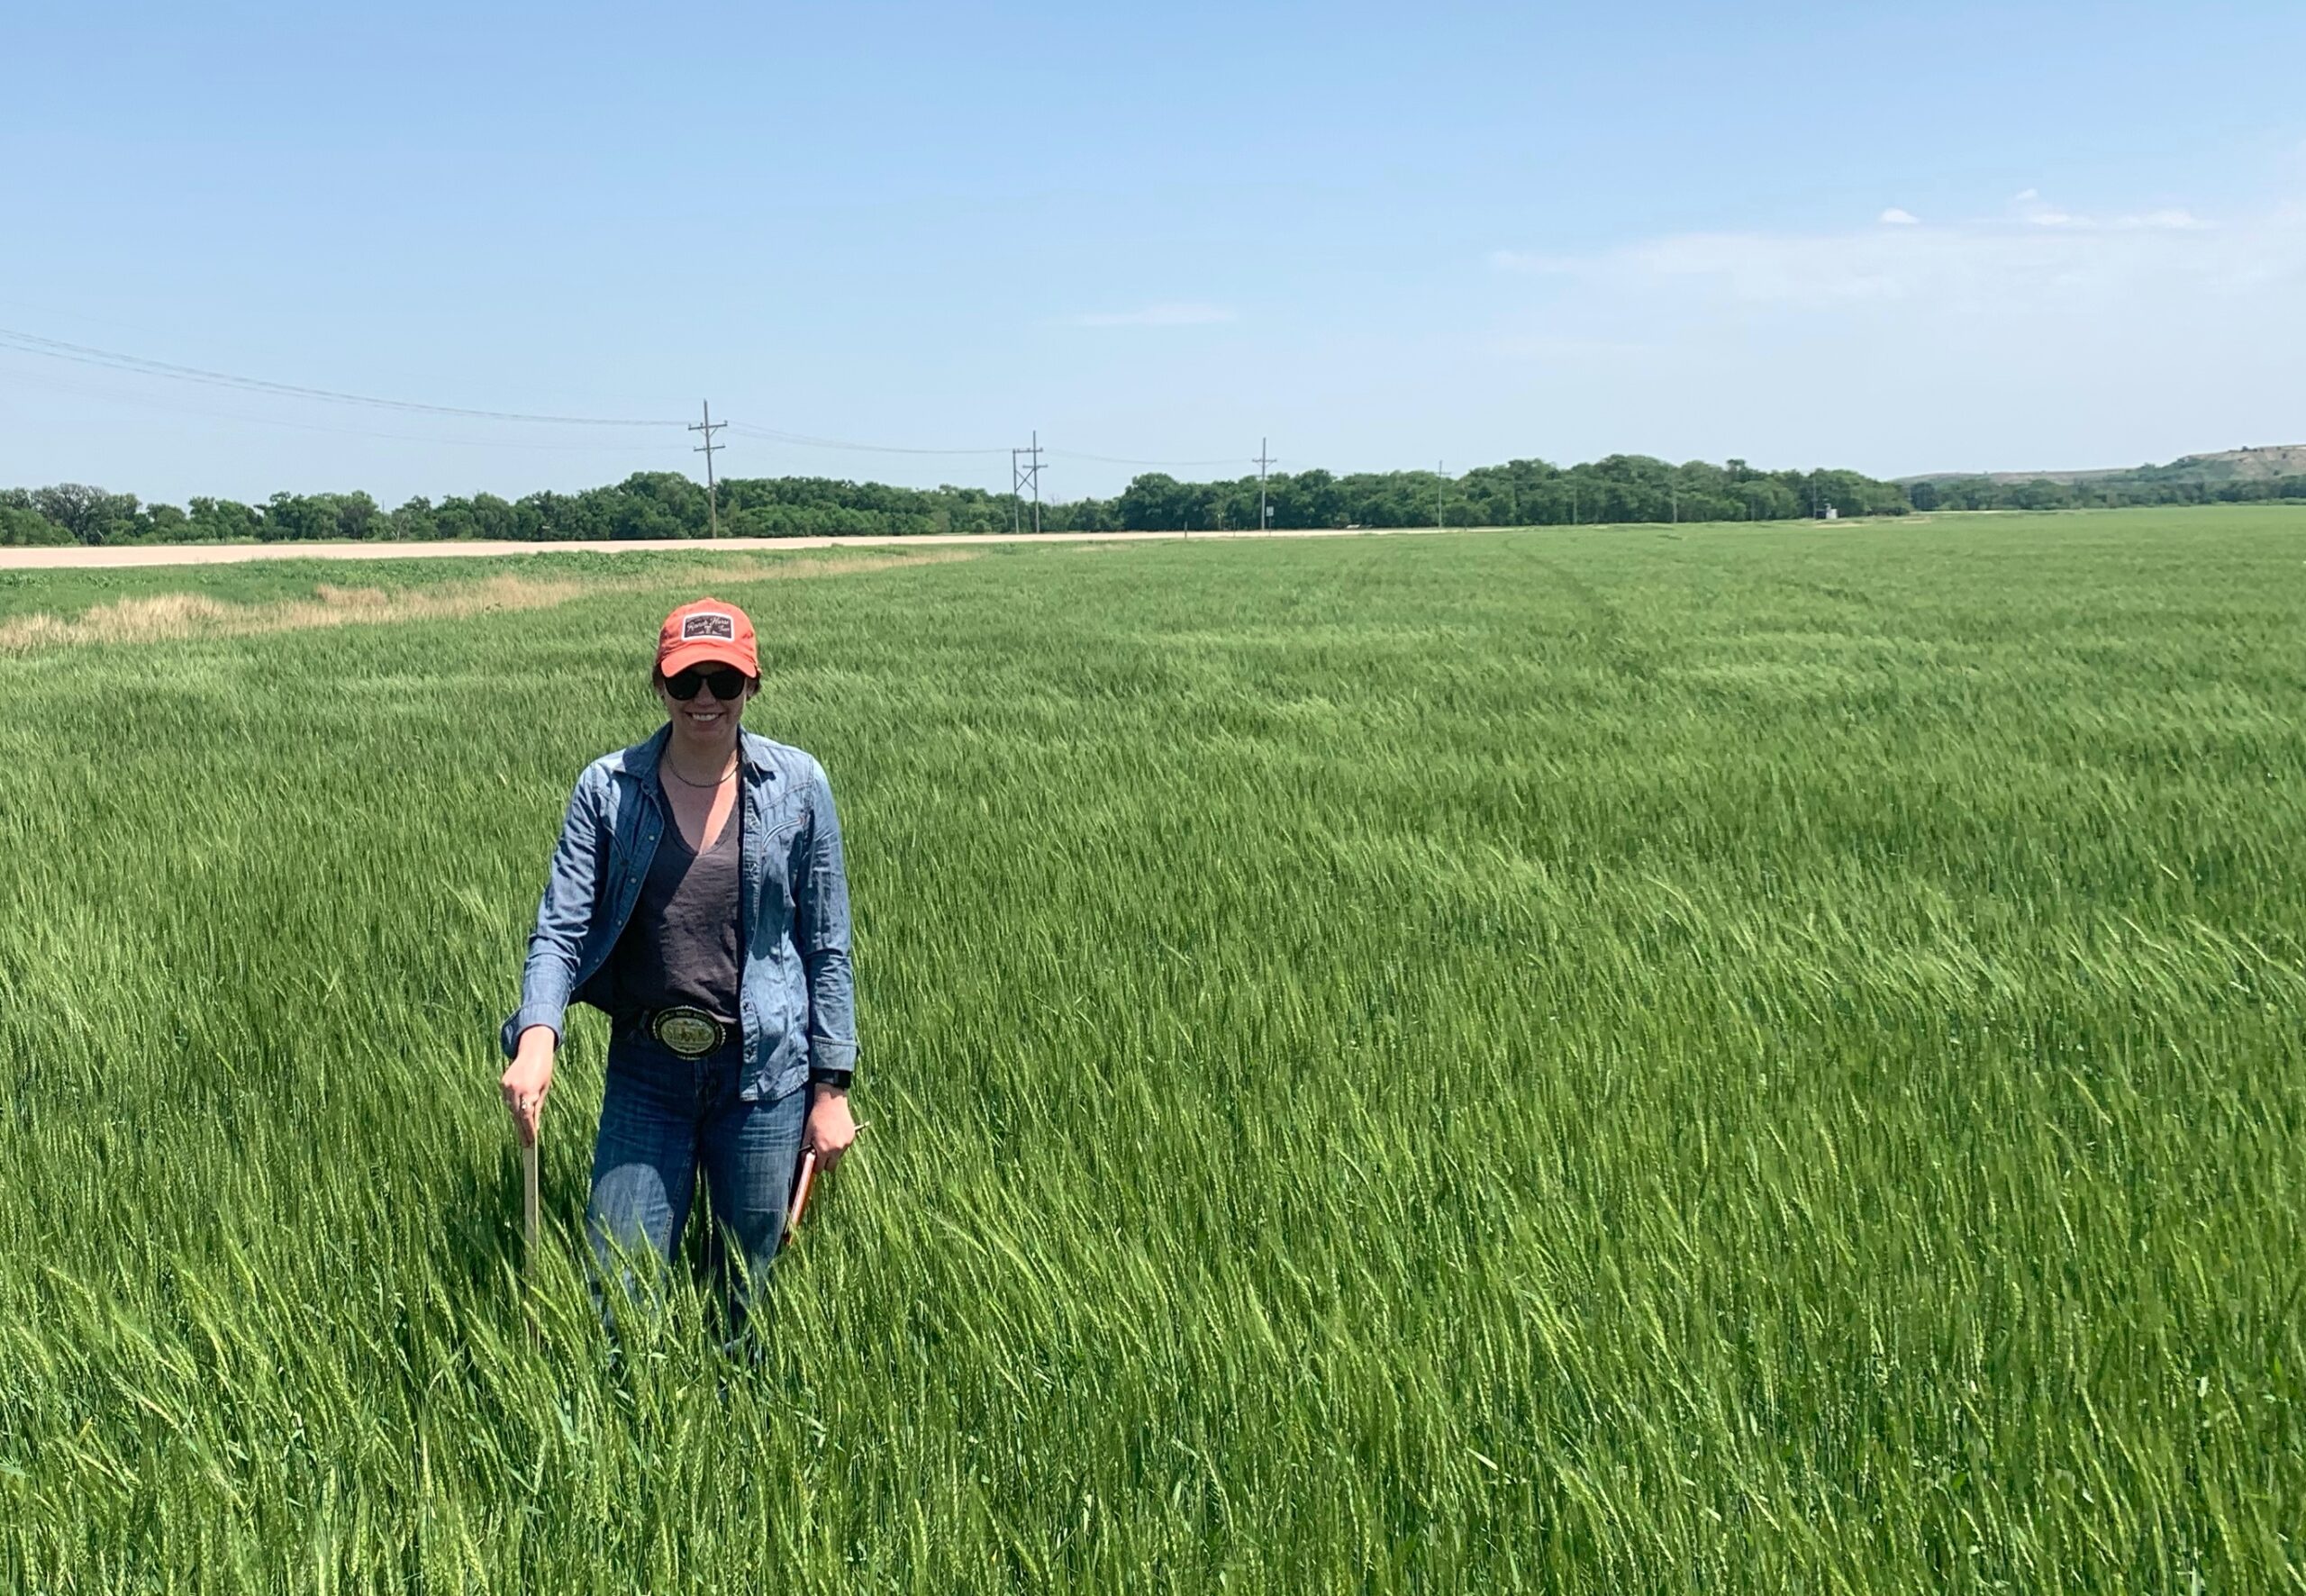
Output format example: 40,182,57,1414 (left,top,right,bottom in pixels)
500,722,857,1102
